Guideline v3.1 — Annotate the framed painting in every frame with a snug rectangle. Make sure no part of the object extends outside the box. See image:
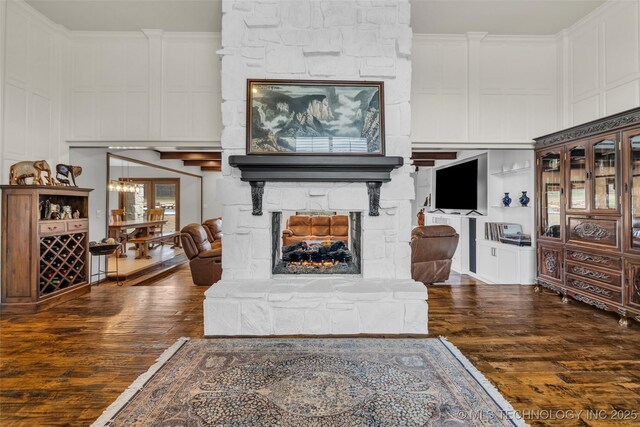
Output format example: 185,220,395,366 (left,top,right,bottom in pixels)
246,79,385,155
